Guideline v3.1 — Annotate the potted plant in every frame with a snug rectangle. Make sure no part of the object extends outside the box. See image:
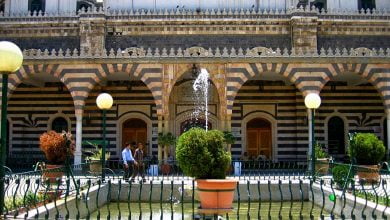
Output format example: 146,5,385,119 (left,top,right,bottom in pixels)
348,133,386,183
39,131,74,183
176,128,236,211
157,132,176,174
223,131,237,175
332,164,354,189
84,141,111,174
314,143,330,175
223,131,236,152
